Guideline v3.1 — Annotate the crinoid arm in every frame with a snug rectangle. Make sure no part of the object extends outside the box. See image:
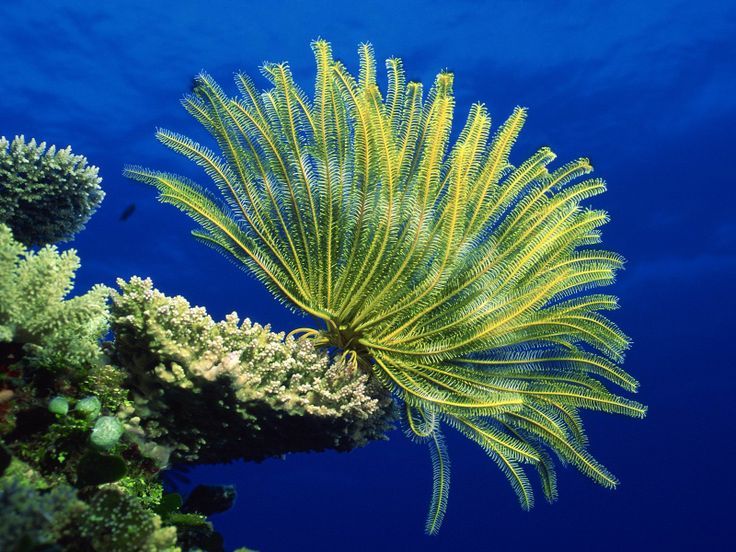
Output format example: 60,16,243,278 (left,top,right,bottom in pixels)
126,39,645,534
